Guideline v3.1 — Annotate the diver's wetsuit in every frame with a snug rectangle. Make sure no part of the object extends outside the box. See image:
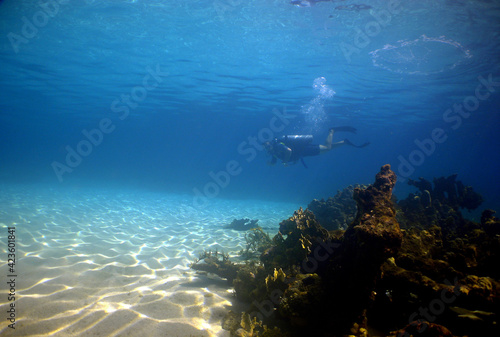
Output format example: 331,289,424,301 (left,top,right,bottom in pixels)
270,135,318,165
